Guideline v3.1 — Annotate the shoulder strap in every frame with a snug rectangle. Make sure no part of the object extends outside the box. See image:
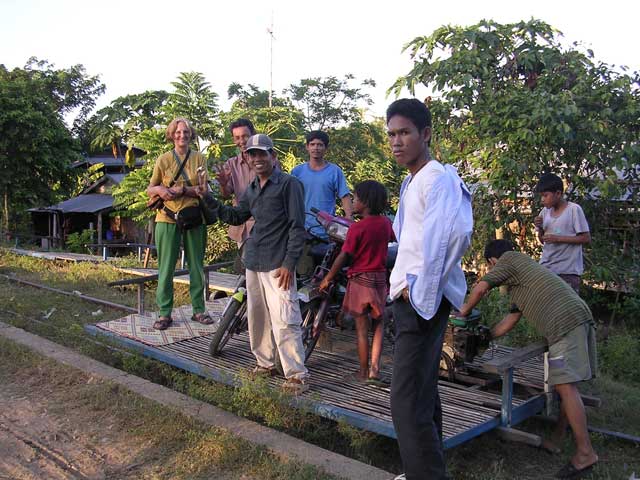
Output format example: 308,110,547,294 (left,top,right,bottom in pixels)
170,149,191,187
